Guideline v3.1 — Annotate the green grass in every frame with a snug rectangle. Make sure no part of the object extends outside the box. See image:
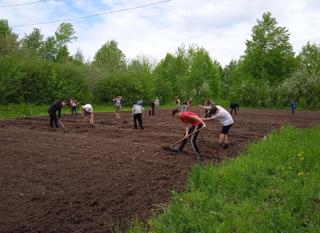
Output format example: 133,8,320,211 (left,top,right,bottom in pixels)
0,104,134,120
129,126,320,233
